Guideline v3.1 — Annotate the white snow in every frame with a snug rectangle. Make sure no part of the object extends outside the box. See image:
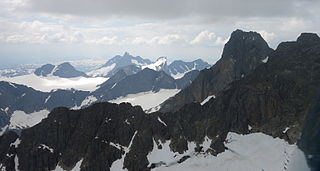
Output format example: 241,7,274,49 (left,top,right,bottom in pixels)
53,159,83,171
131,59,146,66
147,139,197,168
200,95,216,105
5,107,9,113
87,63,116,77
109,89,180,112
262,56,269,63
171,72,187,79
283,127,290,133
10,138,21,148
8,82,17,88
0,74,107,92
110,131,138,171
0,125,8,136
287,147,310,171
9,110,49,130
149,132,305,171
142,57,167,71
38,144,54,153
157,117,167,127
45,95,51,104
14,155,19,171
80,95,97,107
